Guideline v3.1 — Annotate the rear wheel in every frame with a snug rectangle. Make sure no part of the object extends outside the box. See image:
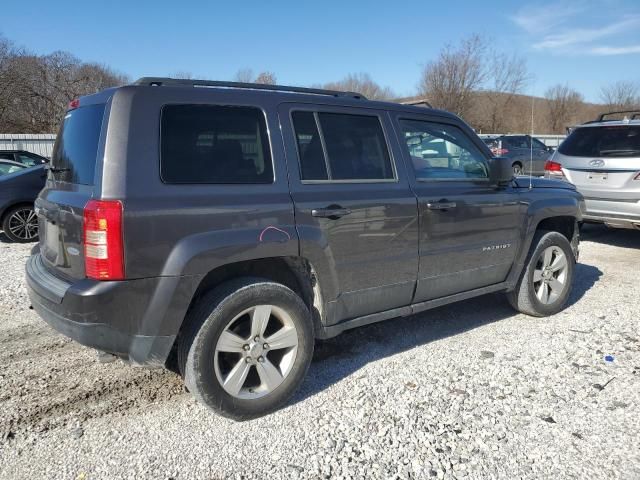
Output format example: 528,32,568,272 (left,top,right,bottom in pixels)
512,162,523,175
2,205,38,243
508,230,575,317
178,278,314,420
